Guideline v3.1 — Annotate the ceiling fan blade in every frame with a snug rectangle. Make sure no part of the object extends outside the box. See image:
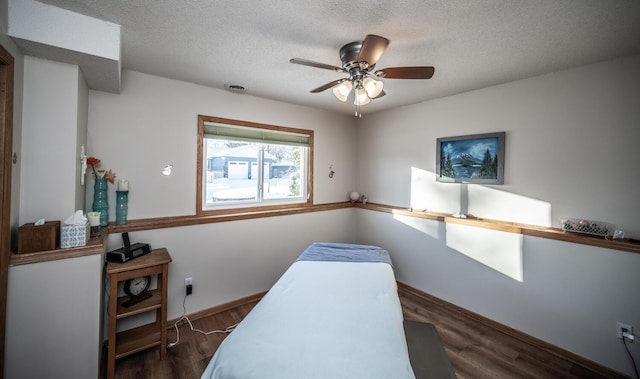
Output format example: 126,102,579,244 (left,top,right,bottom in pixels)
290,58,346,73
310,78,348,93
374,66,435,79
358,35,389,66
